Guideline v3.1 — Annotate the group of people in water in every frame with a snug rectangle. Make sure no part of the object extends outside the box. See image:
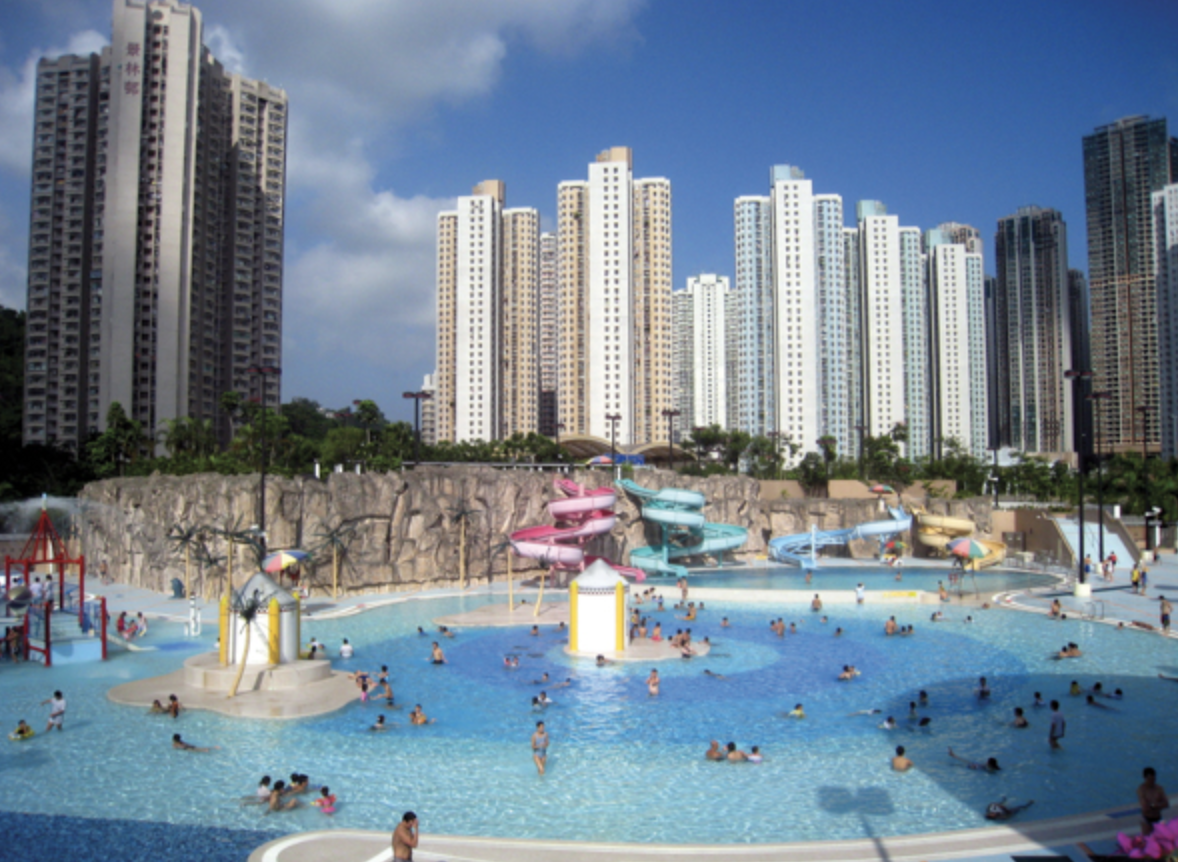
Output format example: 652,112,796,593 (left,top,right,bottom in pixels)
242,773,336,815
